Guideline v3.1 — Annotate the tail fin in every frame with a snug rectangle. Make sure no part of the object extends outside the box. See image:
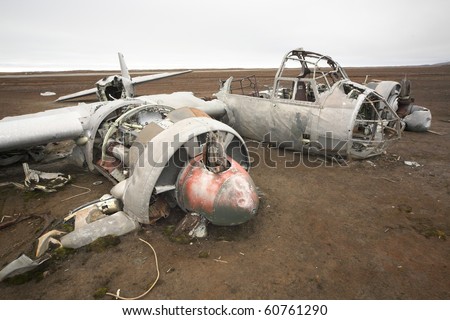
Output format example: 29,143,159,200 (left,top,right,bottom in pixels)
118,52,130,79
